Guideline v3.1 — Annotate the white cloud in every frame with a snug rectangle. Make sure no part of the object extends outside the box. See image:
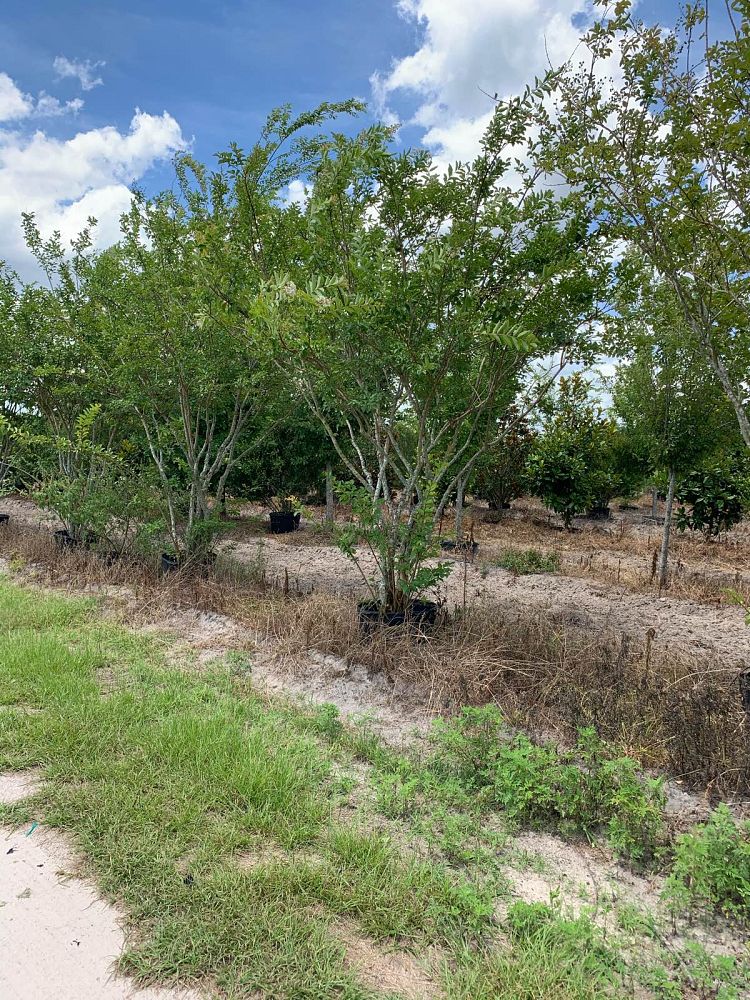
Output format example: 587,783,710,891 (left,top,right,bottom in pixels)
0,72,85,122
281,178,309,209
372,0,591,165
53,55,105,91
0,73,33,122
33,93,85,118
0,84,186,276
